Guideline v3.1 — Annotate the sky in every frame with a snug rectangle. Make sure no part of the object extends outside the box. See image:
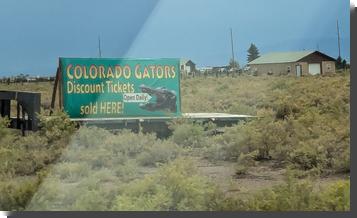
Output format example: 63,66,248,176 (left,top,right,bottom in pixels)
0,0,351,76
